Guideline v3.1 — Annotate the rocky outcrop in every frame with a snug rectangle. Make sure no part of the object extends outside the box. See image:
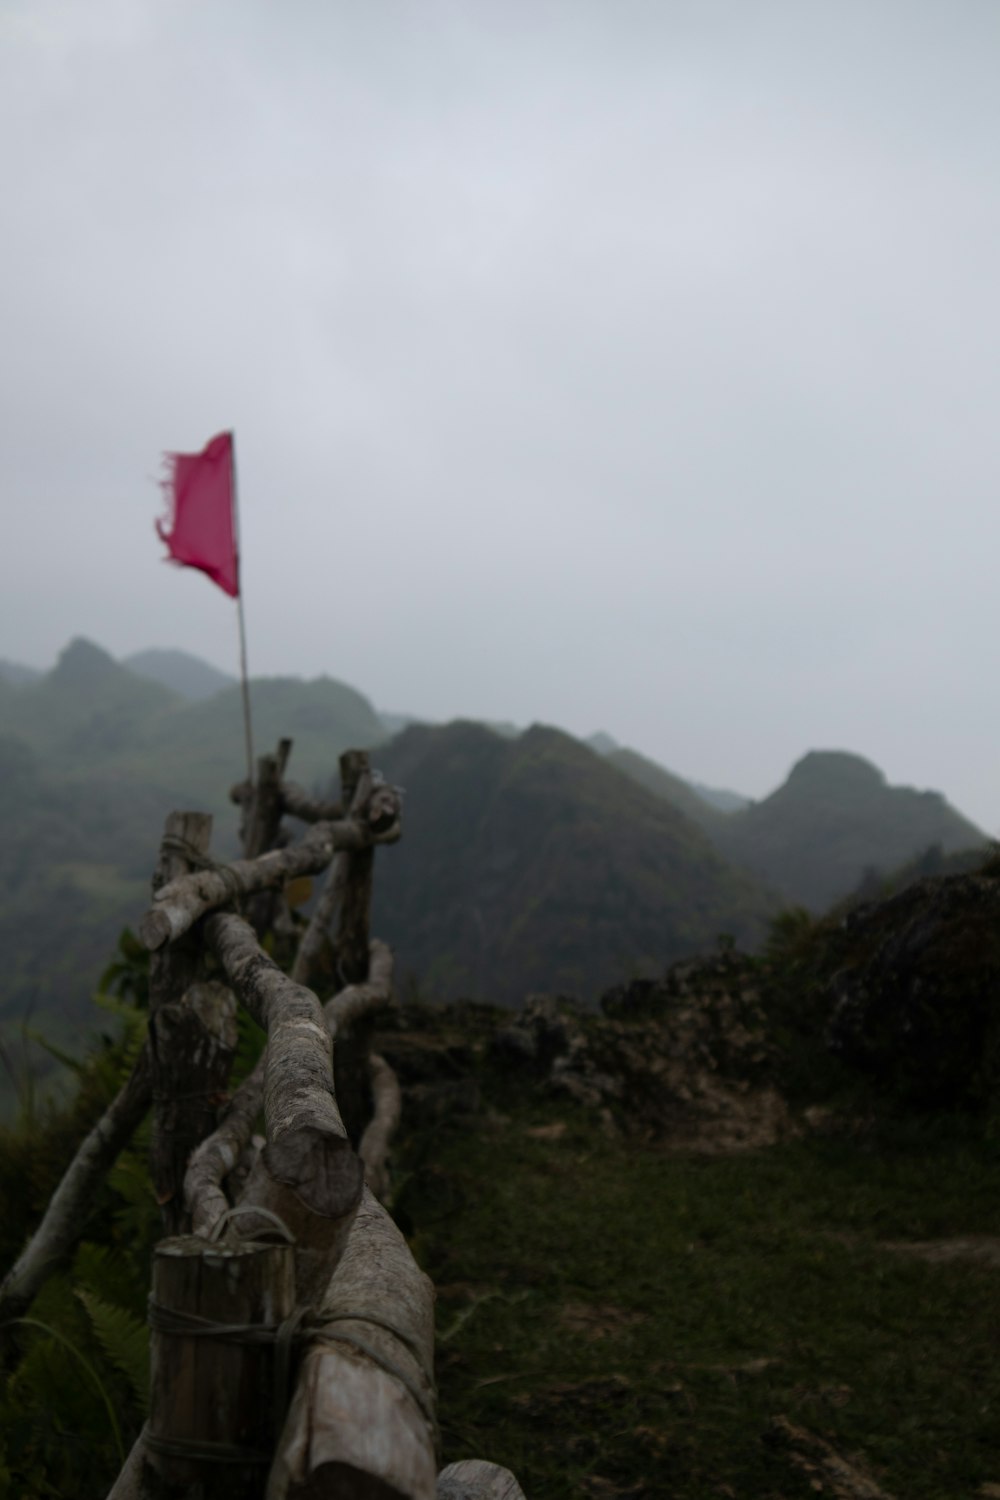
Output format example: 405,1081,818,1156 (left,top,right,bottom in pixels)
492,959,793,1151
825,872,1000,1108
